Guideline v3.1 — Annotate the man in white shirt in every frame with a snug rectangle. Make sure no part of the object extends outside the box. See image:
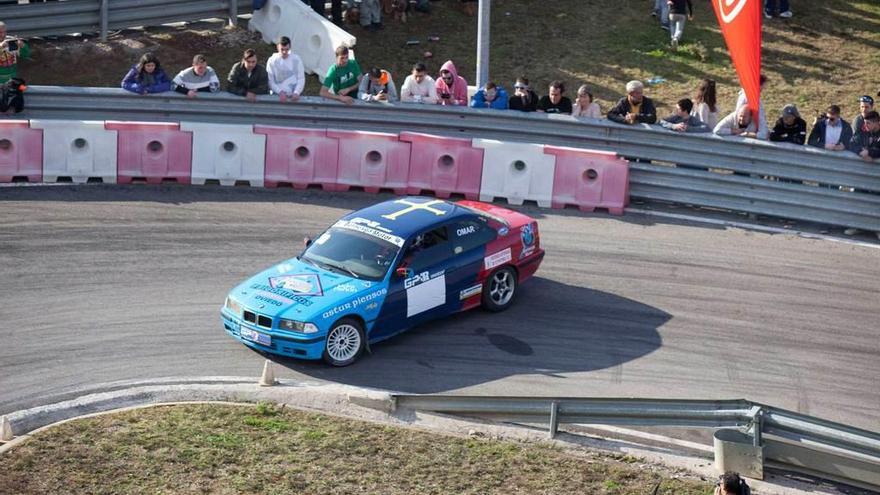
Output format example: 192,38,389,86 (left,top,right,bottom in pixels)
735,74,768,139
400,62,437,104
266,36,305,103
